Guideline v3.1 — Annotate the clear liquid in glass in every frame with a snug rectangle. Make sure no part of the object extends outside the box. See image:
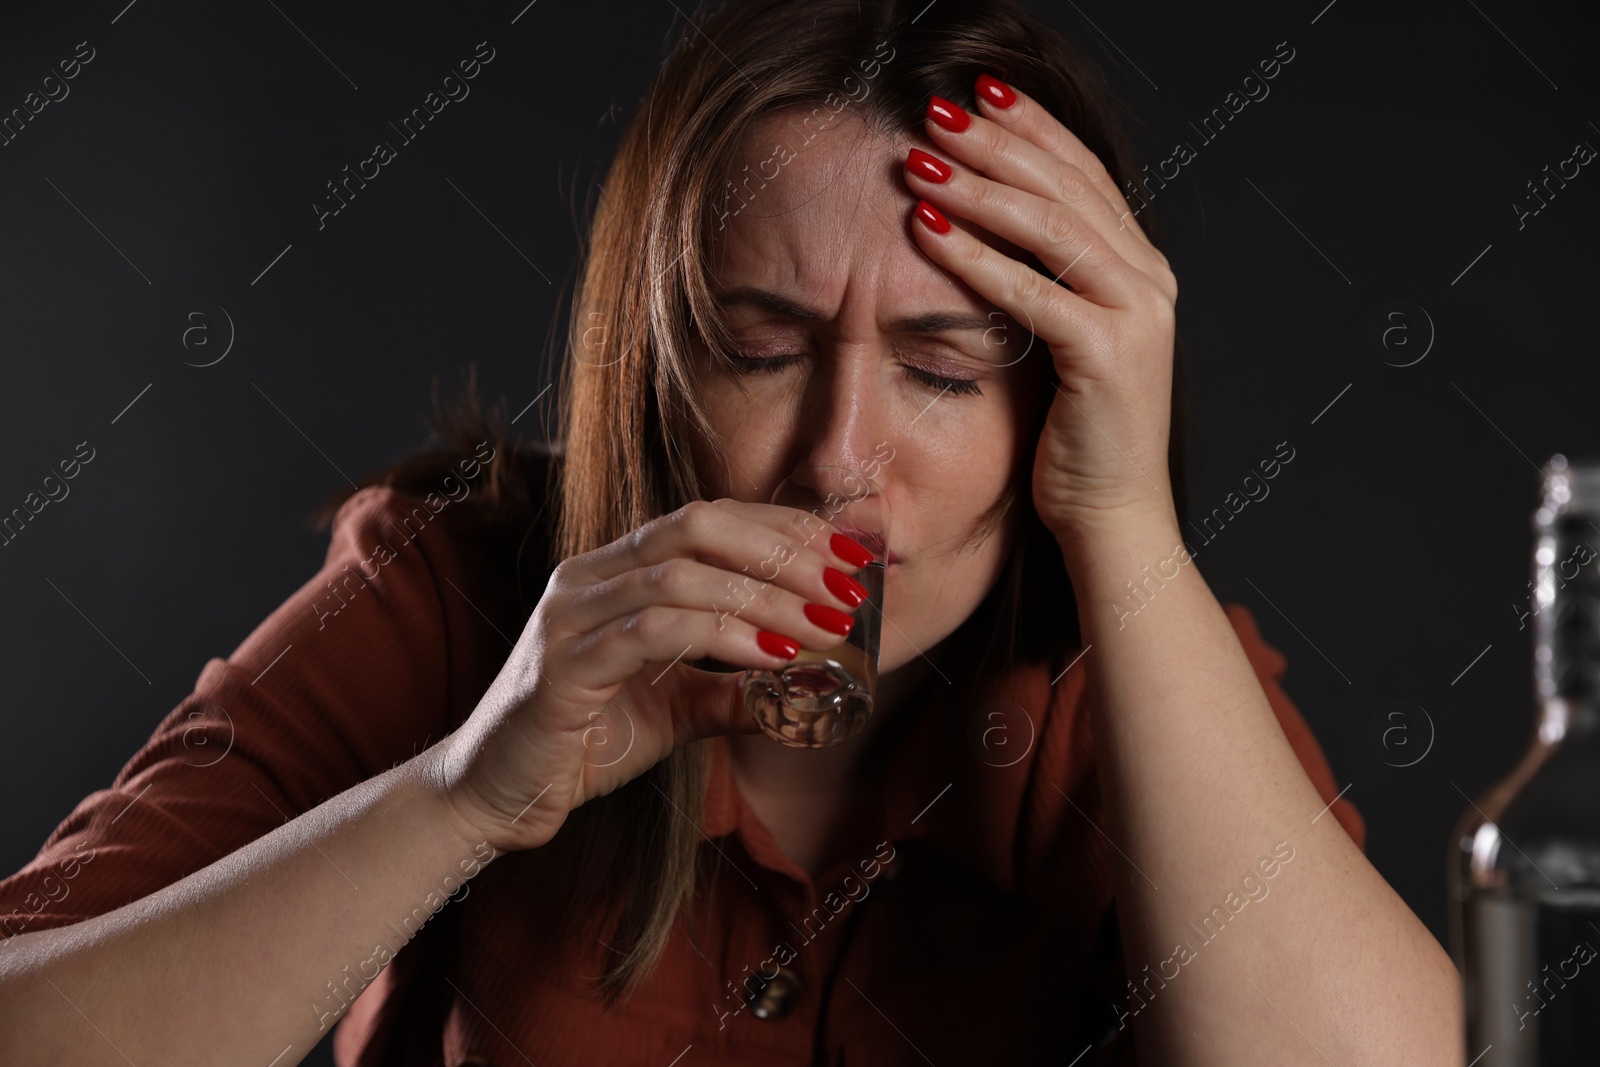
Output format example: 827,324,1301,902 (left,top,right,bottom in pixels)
743,560,884,748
